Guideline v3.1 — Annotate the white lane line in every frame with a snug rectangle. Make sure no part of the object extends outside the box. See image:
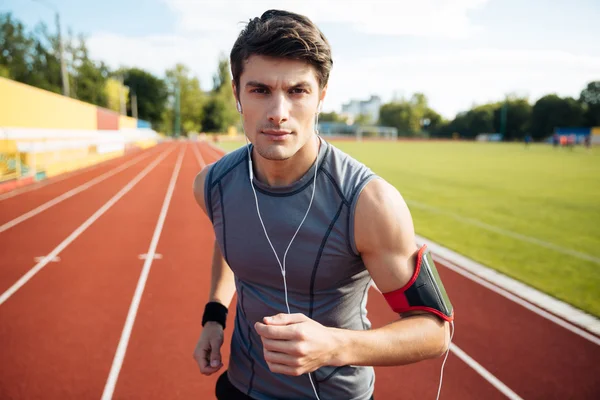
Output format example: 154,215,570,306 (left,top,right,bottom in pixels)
418,234,600,341
201,140,226,158
34,256,61,263
0,146,161,202
138,253,162,260
101,144,186,400
450,344,524,400
435,254,600,346
0,146,175,306
369,284,523,399
191,141,207,168
0,148,159,234
408,201,600,265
